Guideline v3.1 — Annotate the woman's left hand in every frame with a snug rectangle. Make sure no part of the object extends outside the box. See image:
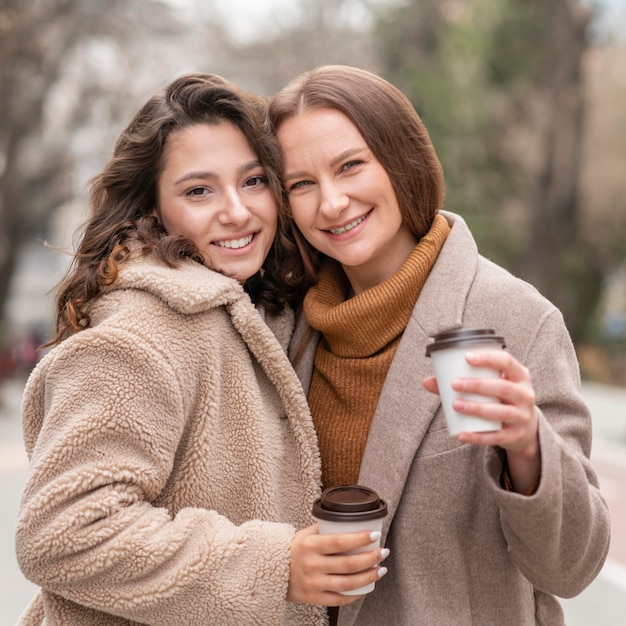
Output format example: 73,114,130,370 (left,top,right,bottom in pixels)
423,349,540,494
